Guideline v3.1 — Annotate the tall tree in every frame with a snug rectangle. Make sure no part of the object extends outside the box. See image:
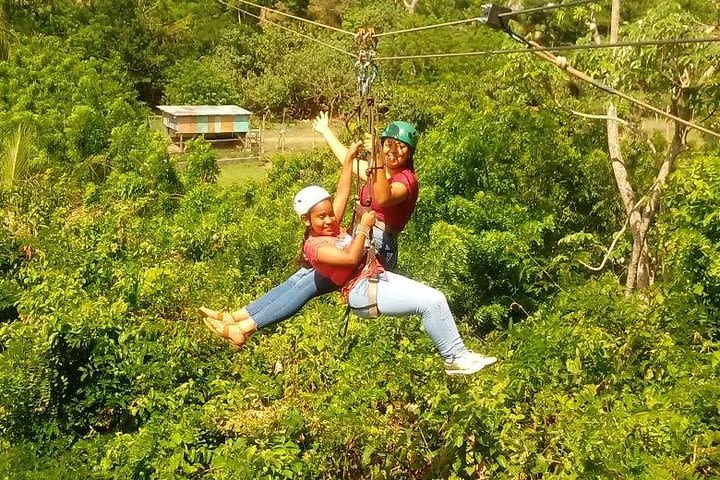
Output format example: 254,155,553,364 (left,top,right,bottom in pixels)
593,0,720,294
